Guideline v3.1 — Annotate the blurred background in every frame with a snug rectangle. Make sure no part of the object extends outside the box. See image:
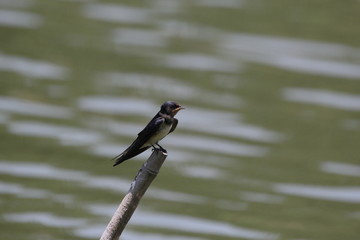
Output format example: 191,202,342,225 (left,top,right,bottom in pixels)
1,0,360,239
